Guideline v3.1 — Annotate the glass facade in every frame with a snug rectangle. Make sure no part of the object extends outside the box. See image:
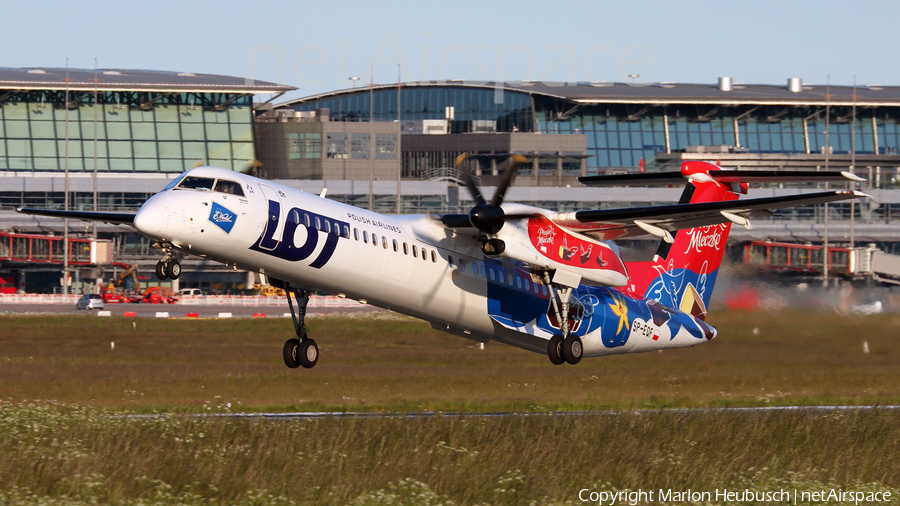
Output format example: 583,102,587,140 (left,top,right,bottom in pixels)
0,91,255,173
286,85,900,176
535,103,897,174
292,86,534,132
